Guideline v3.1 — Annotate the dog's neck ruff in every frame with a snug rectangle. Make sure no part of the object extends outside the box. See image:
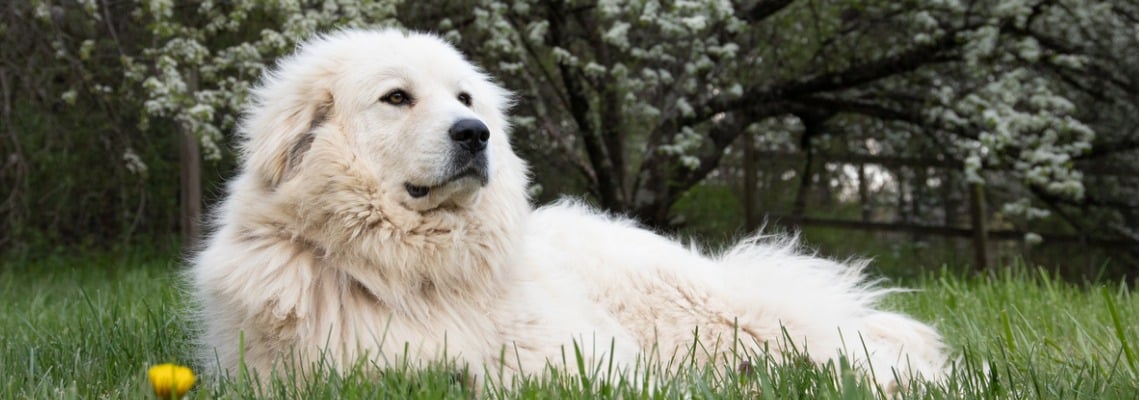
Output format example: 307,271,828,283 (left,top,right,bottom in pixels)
255,156,528,310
